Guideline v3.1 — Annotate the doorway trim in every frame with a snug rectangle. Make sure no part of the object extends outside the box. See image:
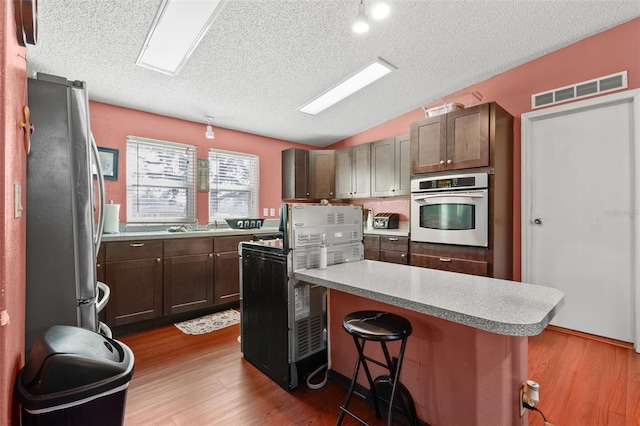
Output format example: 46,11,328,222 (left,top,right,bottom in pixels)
521,88,640,351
